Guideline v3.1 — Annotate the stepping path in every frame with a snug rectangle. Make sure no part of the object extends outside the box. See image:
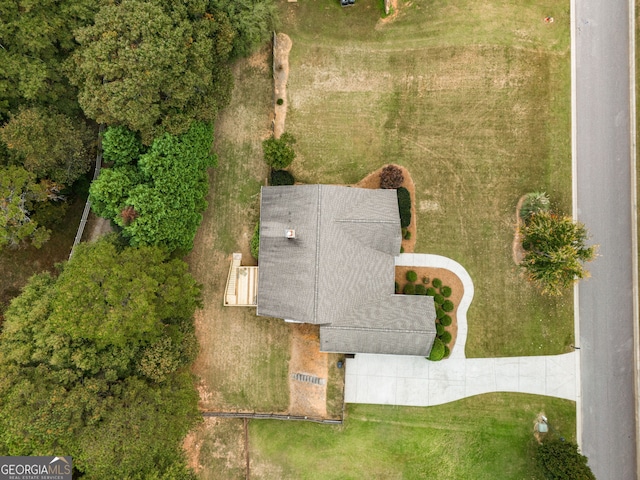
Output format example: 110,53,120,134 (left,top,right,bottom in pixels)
344,254,578,406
